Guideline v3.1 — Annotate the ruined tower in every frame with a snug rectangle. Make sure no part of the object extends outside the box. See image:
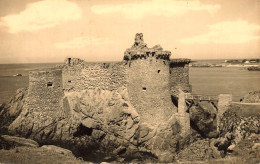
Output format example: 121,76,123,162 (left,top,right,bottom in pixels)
28,69,63,113
124,33,177,126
